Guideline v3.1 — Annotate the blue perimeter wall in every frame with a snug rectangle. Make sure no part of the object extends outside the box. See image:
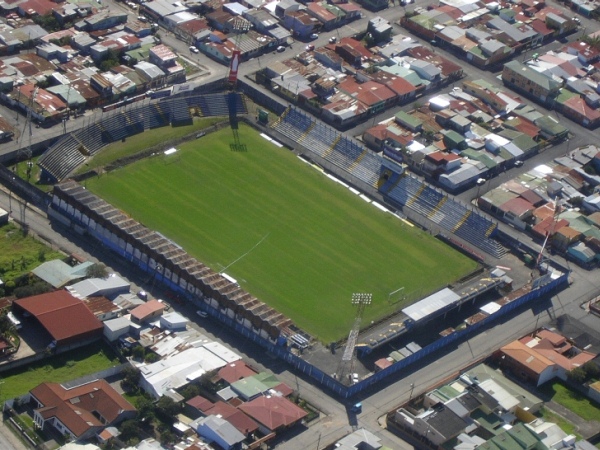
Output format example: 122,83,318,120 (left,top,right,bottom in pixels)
54,203,569,399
